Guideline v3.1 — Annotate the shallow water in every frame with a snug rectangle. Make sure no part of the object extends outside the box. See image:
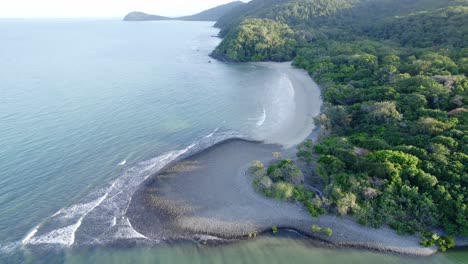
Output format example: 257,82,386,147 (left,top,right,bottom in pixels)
8,233,468,264
0,19,466,263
